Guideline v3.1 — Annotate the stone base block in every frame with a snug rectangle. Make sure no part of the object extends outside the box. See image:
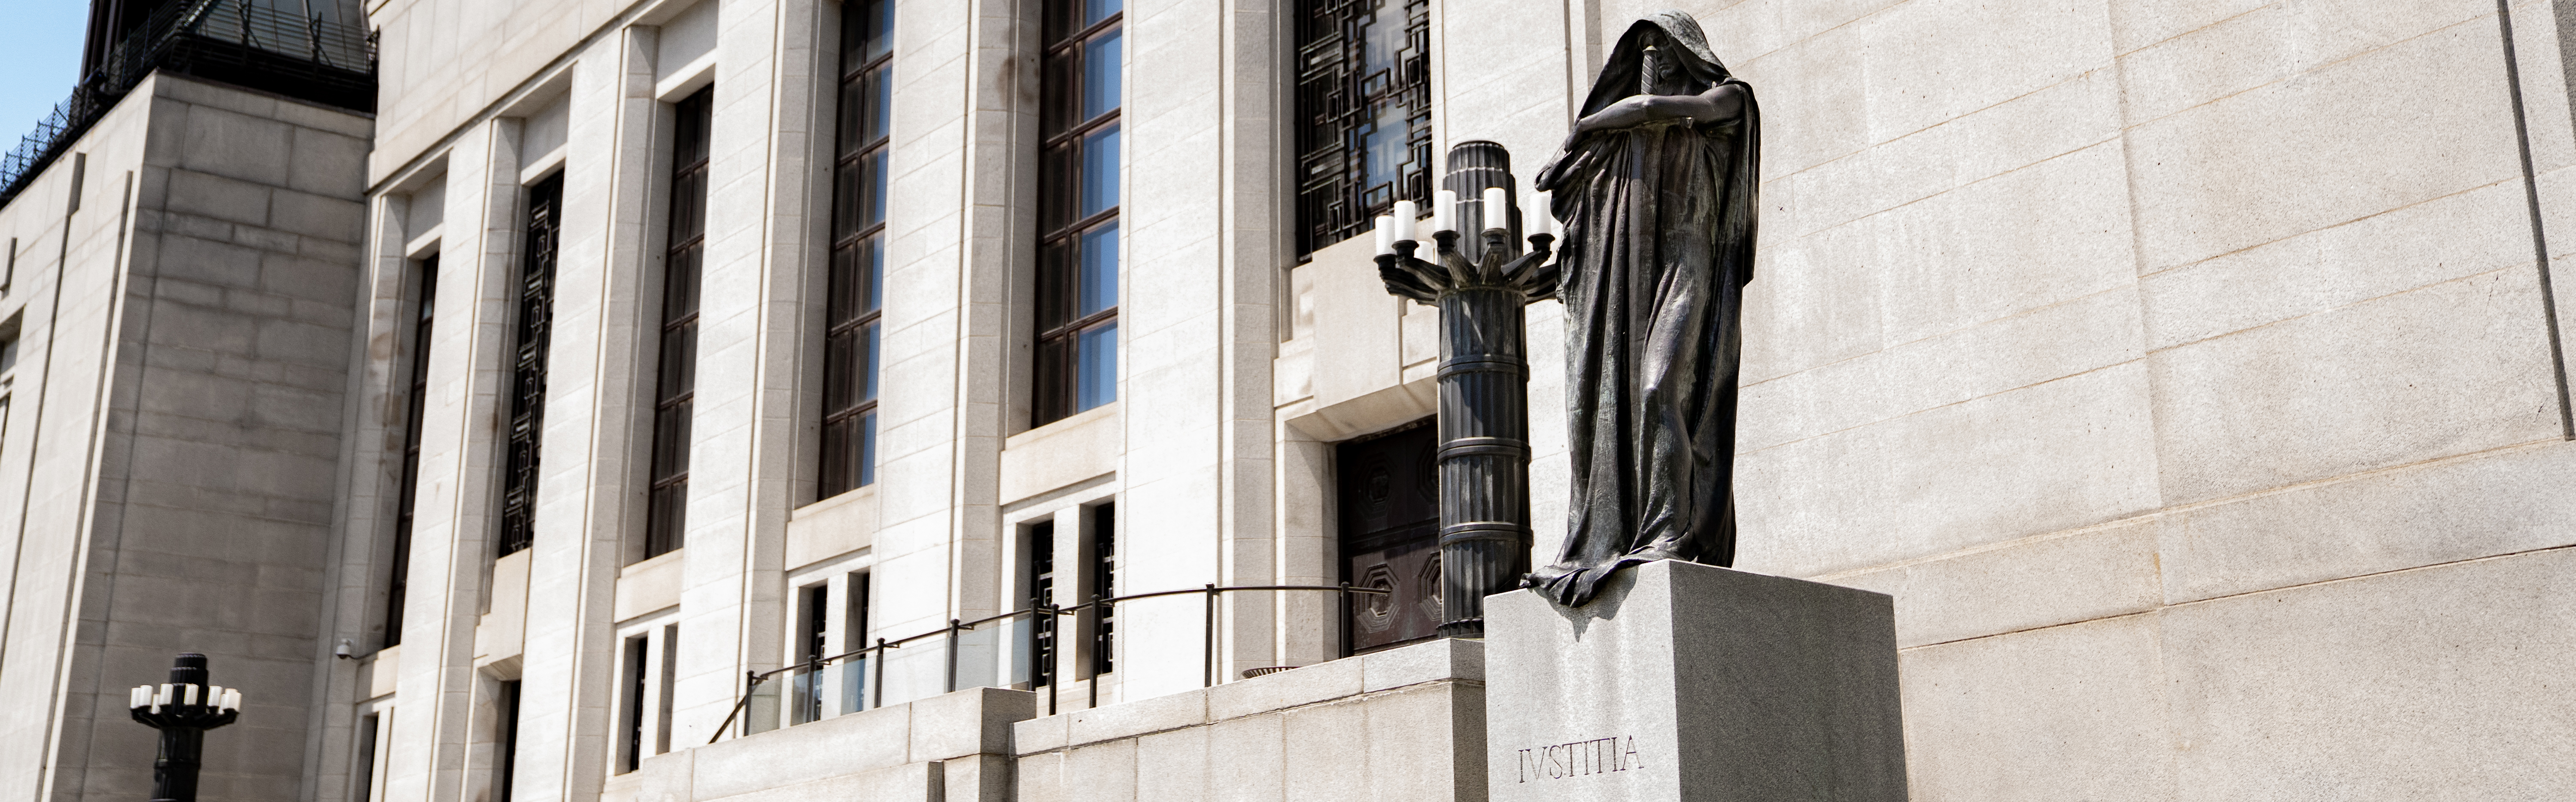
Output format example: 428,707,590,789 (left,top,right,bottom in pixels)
1485,559,1906,801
